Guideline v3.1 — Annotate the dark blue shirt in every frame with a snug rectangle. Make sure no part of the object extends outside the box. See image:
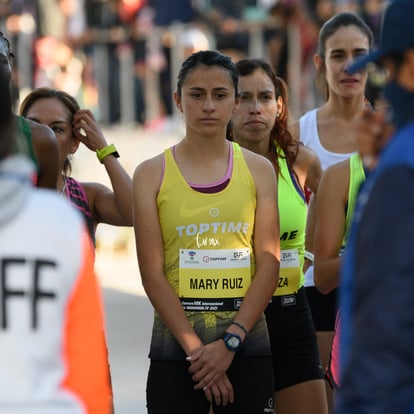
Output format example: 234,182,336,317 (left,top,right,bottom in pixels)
338,121,414,414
